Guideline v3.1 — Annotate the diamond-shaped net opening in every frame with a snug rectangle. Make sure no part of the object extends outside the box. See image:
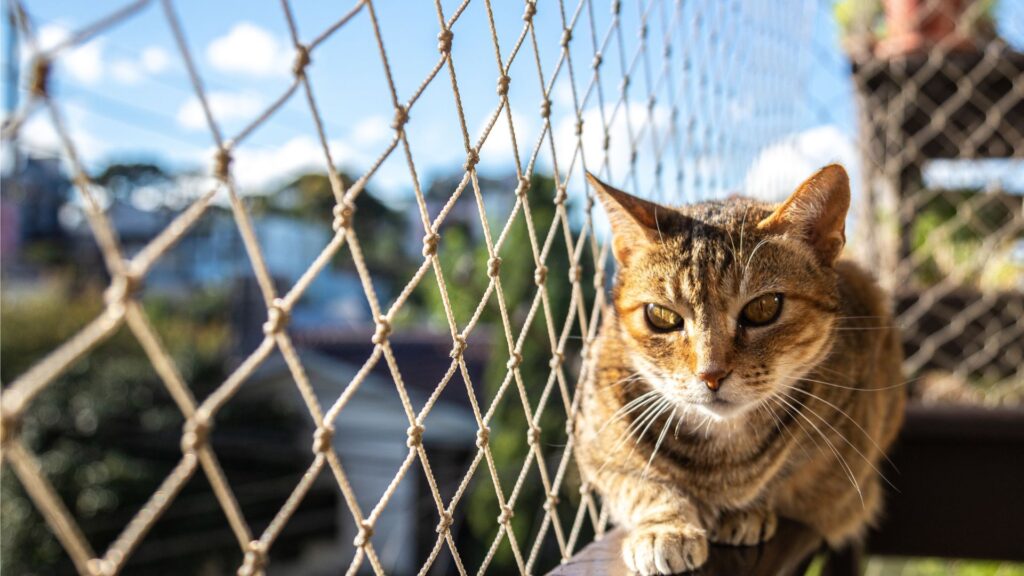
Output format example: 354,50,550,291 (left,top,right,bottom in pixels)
2,0,1021,575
